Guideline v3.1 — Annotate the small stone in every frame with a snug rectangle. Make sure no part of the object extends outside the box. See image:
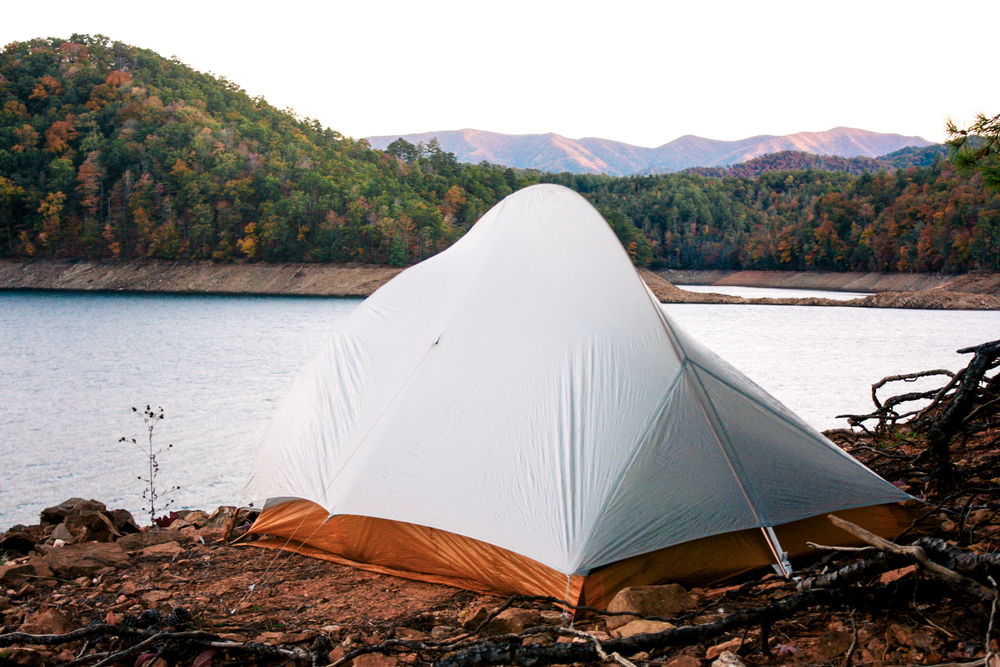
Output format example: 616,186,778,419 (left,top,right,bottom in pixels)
117,530,189,553
18,608,75,635
665,656,701,667
711,651,745,667
430,626,457,639
481,608,543,637
0,563,36,588
394,627,427,640
523,635,552,646
611,619,675,638
352,654,398,667
706,638,743,660
2,647,50,666
458,604,490,630
49,523,74,544
606,584,697,630
880,565,917,585
140,542,185,558
40,542,129,578
180,510,211,527
141,590,172,604
73,576,92,588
